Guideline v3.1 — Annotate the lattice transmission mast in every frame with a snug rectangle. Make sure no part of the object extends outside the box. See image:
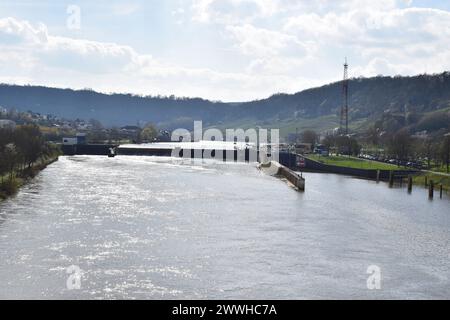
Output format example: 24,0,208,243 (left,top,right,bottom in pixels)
340,58,349,135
